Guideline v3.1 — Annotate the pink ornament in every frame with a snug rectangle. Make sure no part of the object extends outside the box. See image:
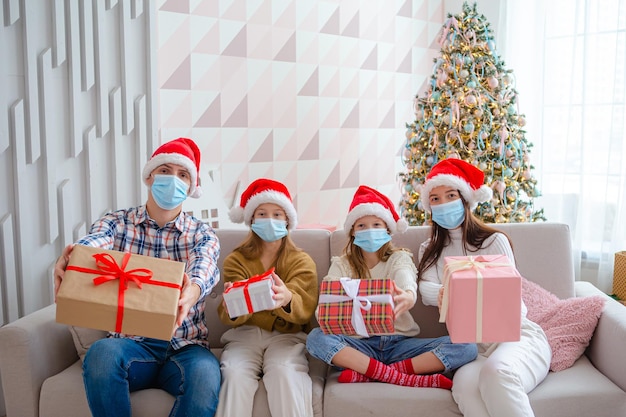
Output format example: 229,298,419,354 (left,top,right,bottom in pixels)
492,180,506,198
465,95,477,106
